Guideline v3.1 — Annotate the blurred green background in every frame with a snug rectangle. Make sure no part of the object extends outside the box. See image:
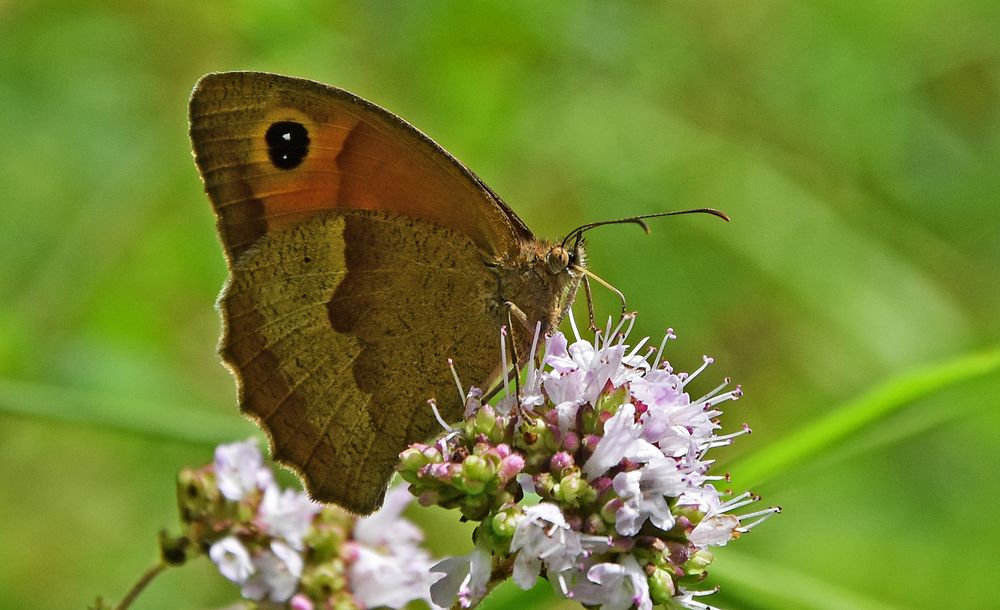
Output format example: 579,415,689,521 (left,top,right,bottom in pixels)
2,1,999,608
